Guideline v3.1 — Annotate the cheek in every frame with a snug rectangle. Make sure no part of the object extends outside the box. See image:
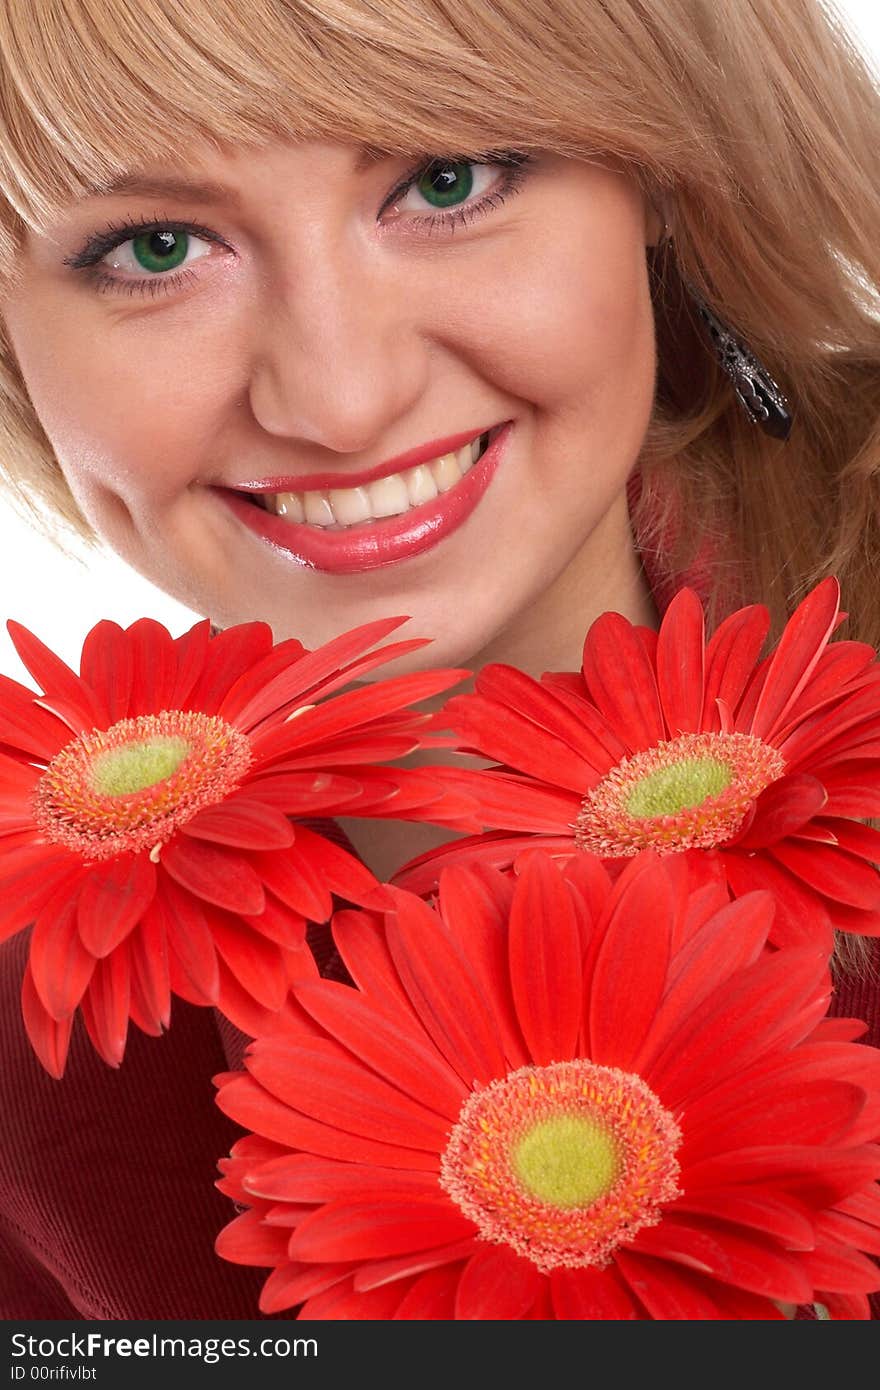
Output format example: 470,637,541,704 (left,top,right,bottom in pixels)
2,284,227,520
443,205,654,443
